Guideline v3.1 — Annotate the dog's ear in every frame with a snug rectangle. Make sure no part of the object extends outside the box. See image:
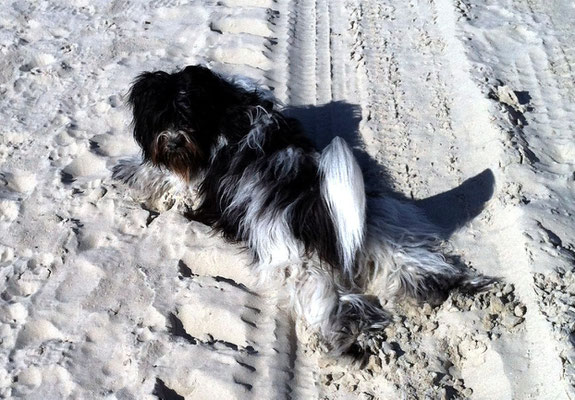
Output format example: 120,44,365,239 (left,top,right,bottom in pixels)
128,71,175,155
